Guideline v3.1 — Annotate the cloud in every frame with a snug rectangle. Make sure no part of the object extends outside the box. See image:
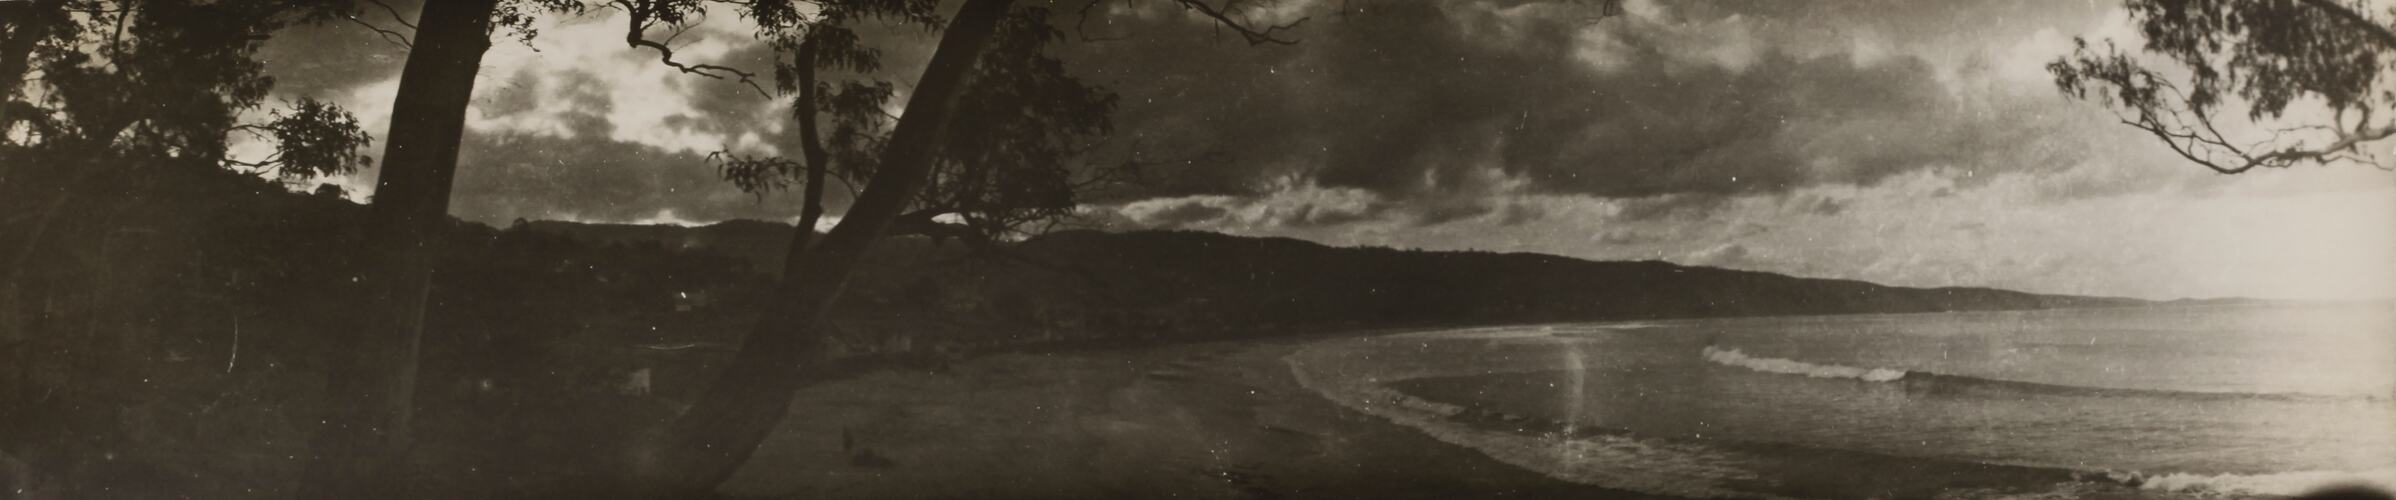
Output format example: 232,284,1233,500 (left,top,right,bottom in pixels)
446,127,824,224
1783,193,1847,216
1057,0,2112,209
243,1,2396,300
1684,243,1765,270
260,0,2141,226
257,4,823,223
1118,196,1235,228
1592,229,1650,245
260,0,2129,228
464,12,790,155
255,1,419,99
1491,201,1545,226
